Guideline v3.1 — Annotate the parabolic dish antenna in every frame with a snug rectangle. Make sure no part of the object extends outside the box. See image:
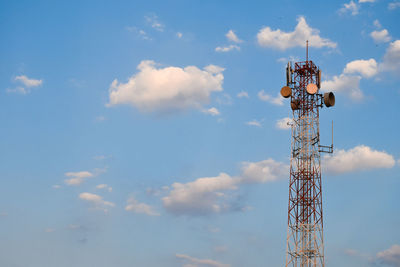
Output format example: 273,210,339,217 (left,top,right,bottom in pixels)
306,83,318,95
280,86,292,98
